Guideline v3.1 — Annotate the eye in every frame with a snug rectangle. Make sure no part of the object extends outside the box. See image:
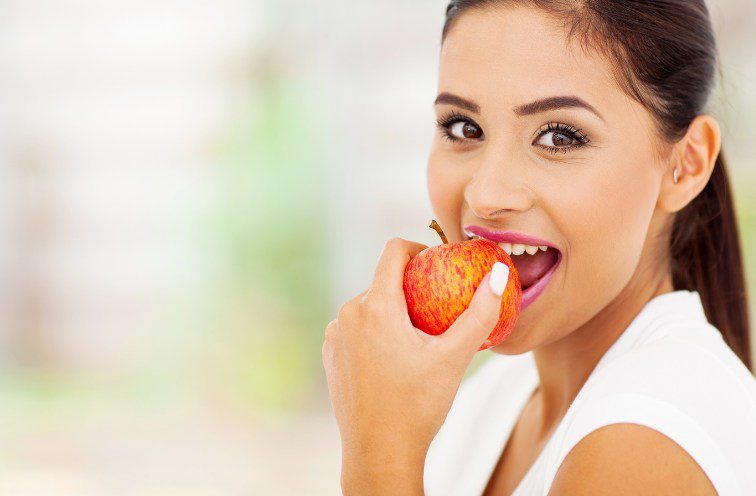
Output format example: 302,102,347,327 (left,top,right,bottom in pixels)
532,121,590,154
435,111,484,143
448,121,483,140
